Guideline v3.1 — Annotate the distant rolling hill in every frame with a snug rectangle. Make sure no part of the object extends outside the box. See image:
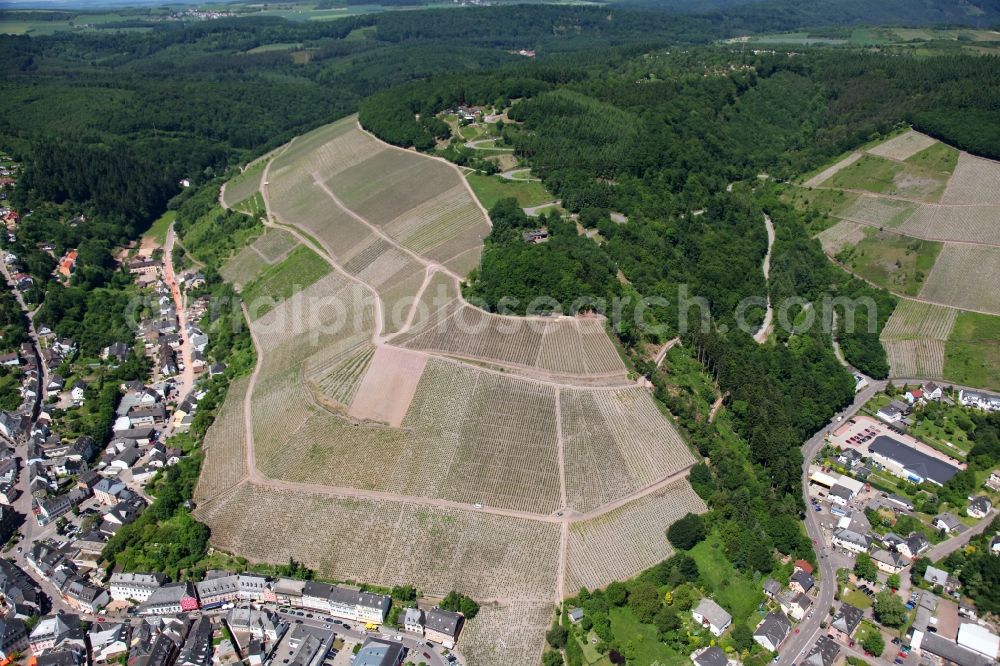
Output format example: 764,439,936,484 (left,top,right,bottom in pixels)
614,0,1000,28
